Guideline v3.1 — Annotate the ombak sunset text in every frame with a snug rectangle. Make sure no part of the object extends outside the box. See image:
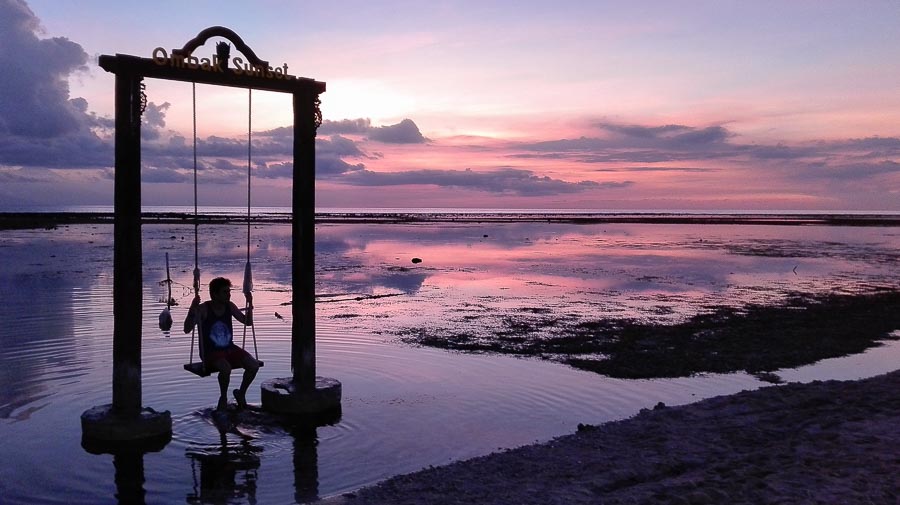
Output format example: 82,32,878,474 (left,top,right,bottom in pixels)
152,47,293,79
